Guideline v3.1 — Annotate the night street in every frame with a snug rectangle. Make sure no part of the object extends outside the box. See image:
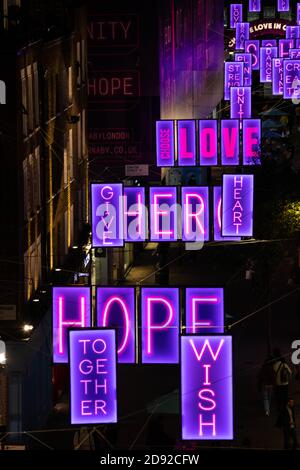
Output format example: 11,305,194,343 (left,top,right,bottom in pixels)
2,0,300,465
